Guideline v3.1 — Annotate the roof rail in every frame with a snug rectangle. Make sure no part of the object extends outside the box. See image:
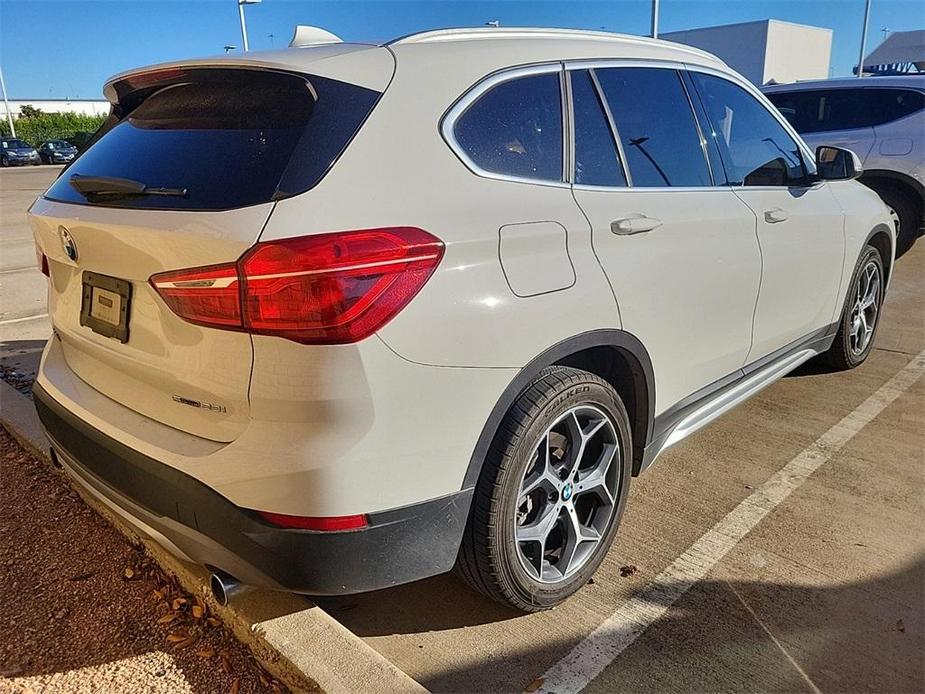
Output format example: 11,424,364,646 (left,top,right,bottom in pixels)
386,26,722,62
290,25,343,48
